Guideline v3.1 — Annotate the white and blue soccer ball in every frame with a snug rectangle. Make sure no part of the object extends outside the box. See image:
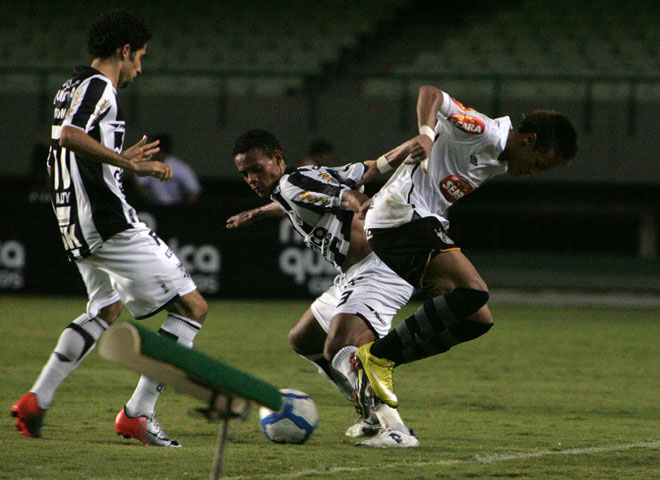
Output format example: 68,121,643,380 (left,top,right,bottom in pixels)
258,389,318,444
